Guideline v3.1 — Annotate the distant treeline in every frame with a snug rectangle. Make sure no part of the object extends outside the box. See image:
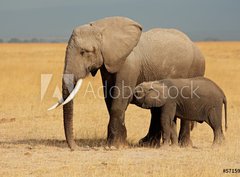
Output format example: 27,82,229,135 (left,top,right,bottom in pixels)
0,38,67,43
0,37,223,43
